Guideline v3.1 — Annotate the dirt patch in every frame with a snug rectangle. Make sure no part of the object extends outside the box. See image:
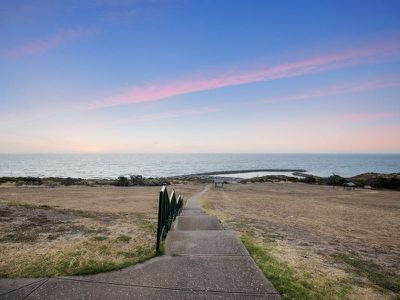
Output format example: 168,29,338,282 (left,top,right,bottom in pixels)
201,182,400,299
0,185,200,214
0,184,203,278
